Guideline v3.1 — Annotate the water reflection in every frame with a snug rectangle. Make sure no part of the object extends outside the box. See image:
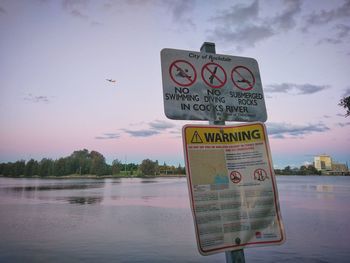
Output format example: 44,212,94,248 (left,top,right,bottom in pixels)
0,180,107,205
0,177,349,262
139,180,158,183
3,183,103,192
108,195,189,208
316,184,334,192
64,196,103,205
